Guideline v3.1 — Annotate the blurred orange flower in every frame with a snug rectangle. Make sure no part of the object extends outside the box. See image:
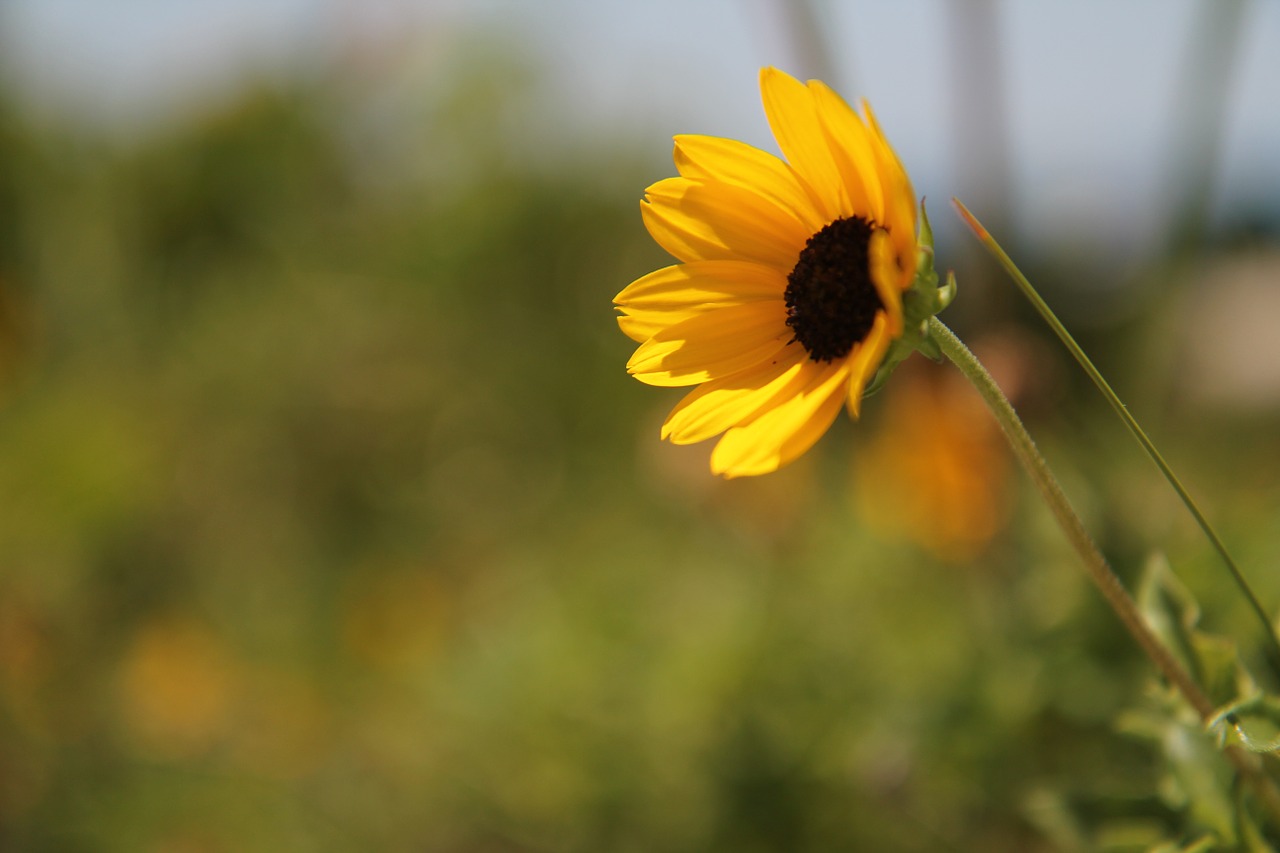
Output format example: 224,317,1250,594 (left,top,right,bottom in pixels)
117,616,242,760
854,361,1011,560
